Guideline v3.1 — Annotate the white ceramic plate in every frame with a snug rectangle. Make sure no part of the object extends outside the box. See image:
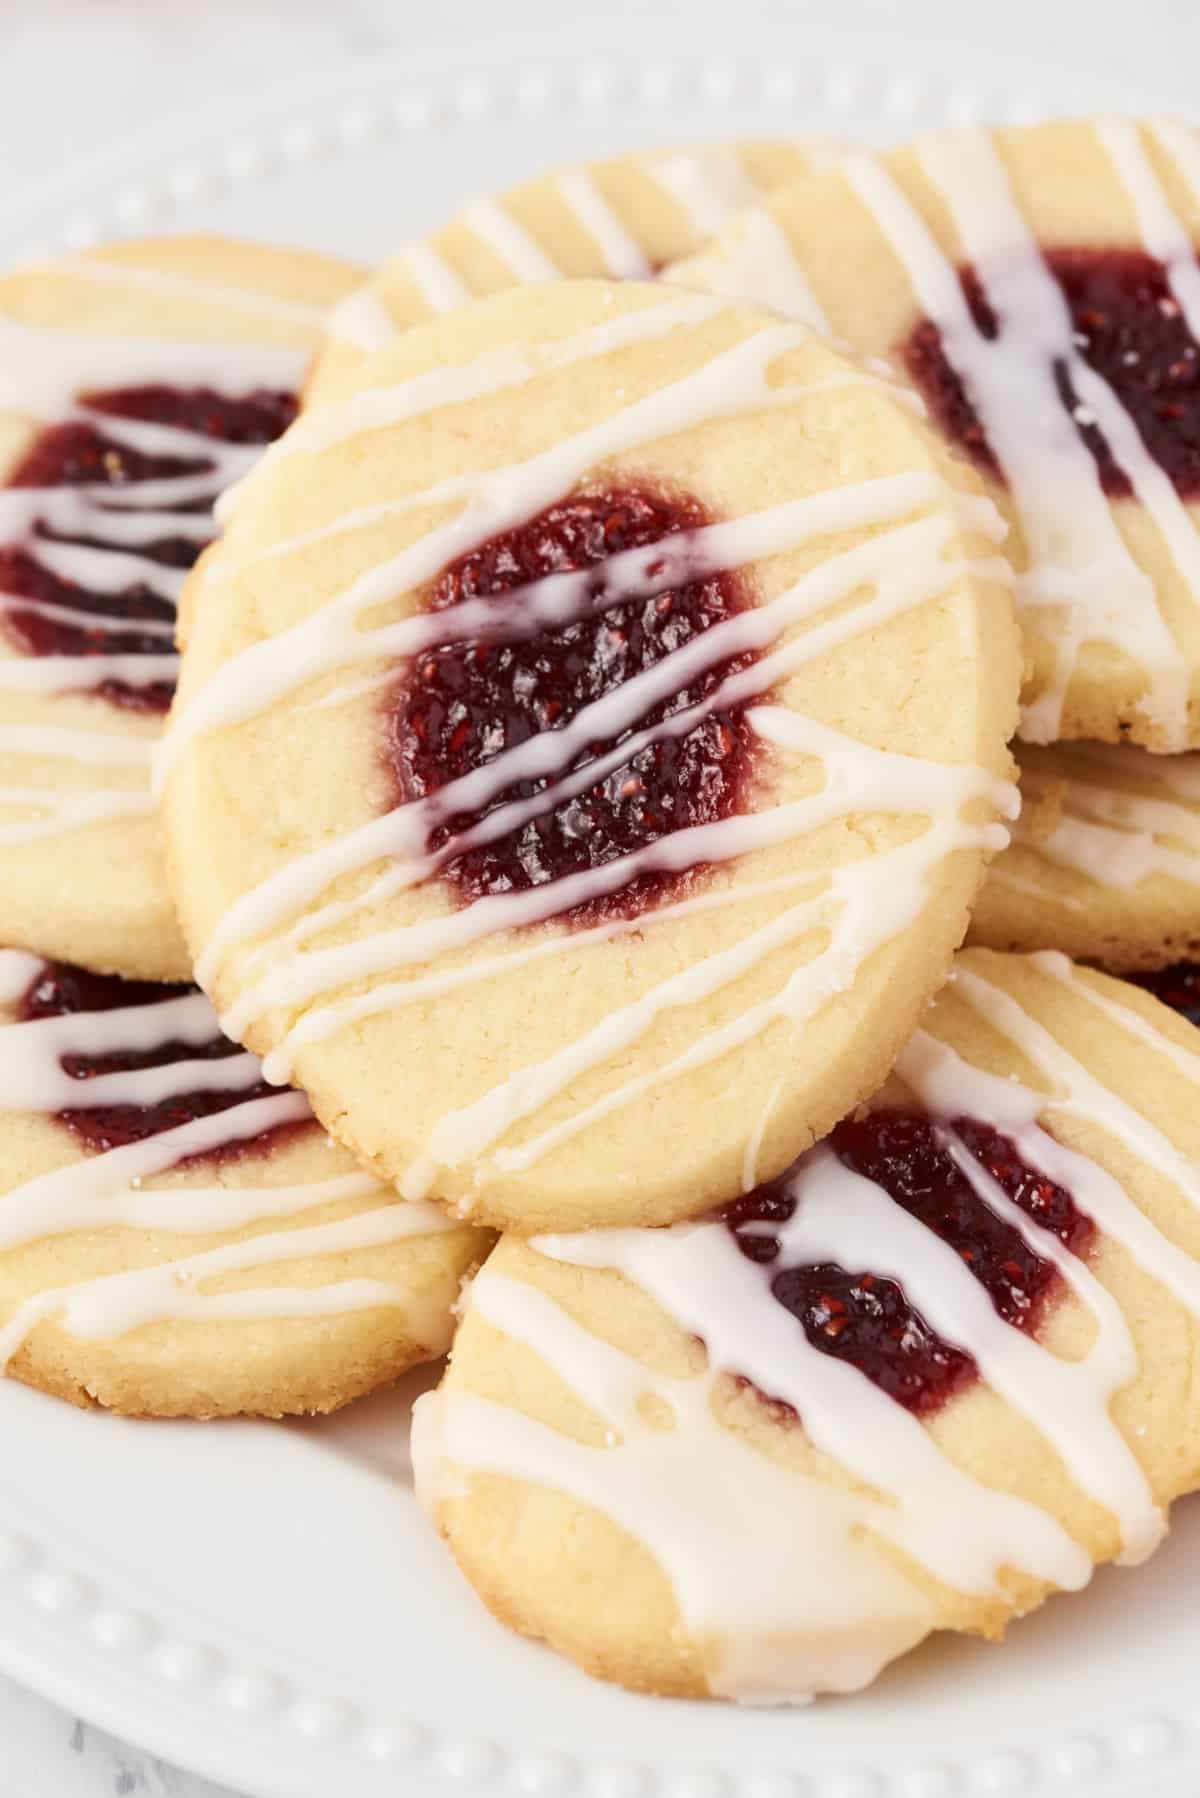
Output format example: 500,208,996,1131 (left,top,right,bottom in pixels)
0,30,1195,1798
